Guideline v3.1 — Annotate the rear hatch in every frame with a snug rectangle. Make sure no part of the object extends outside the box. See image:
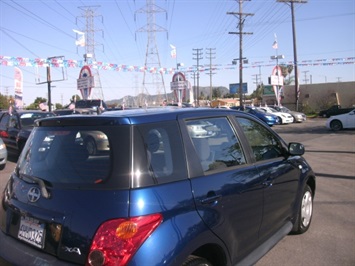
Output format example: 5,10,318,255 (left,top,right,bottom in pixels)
0,118,131,264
